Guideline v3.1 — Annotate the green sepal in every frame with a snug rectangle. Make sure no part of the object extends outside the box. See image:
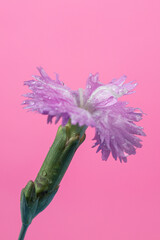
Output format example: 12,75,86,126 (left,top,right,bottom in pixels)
34,186,59,217
20,181,39,226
